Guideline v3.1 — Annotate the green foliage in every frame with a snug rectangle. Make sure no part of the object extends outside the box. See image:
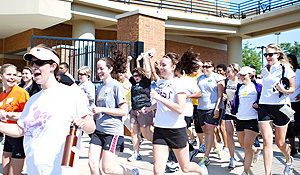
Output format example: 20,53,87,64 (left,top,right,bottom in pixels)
242,42,263,74
280,41,300,60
